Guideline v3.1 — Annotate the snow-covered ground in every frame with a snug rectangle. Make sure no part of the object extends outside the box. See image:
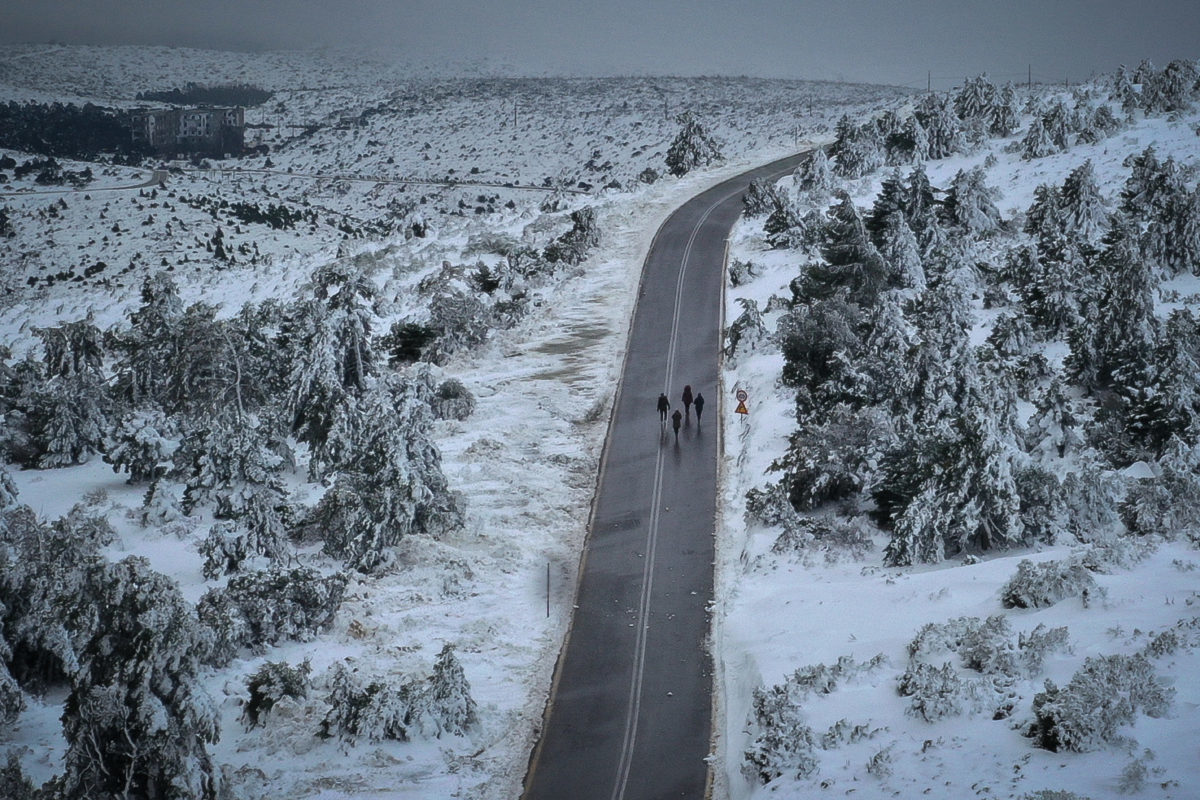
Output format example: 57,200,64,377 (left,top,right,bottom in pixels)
716,91,1200,799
